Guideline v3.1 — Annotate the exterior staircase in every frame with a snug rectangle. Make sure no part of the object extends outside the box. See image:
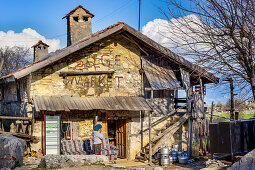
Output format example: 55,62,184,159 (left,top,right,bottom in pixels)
136,98,190,160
